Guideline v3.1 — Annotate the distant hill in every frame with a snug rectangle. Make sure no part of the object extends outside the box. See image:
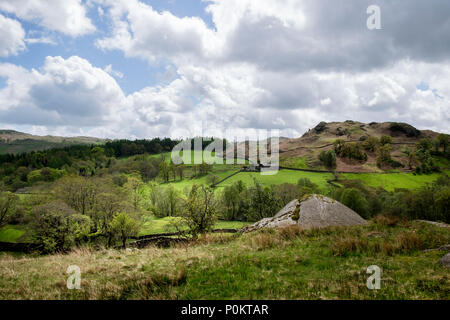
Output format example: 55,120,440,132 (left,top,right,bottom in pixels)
228,121,445,173
0,130,107,154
